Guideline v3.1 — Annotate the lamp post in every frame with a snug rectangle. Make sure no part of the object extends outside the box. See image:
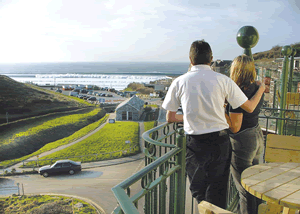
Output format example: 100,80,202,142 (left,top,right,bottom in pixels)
236,26,259,60
278,45,292,135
